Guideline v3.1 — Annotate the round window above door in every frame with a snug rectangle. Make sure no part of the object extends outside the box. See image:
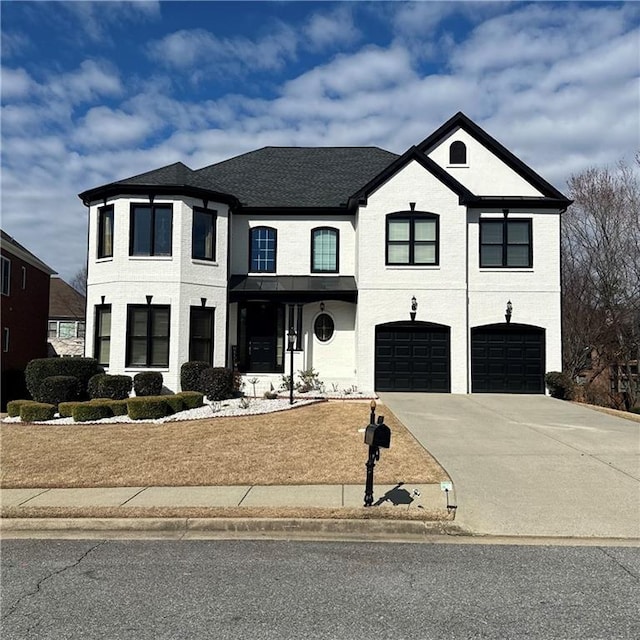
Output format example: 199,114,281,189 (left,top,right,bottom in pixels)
314,314,334,342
